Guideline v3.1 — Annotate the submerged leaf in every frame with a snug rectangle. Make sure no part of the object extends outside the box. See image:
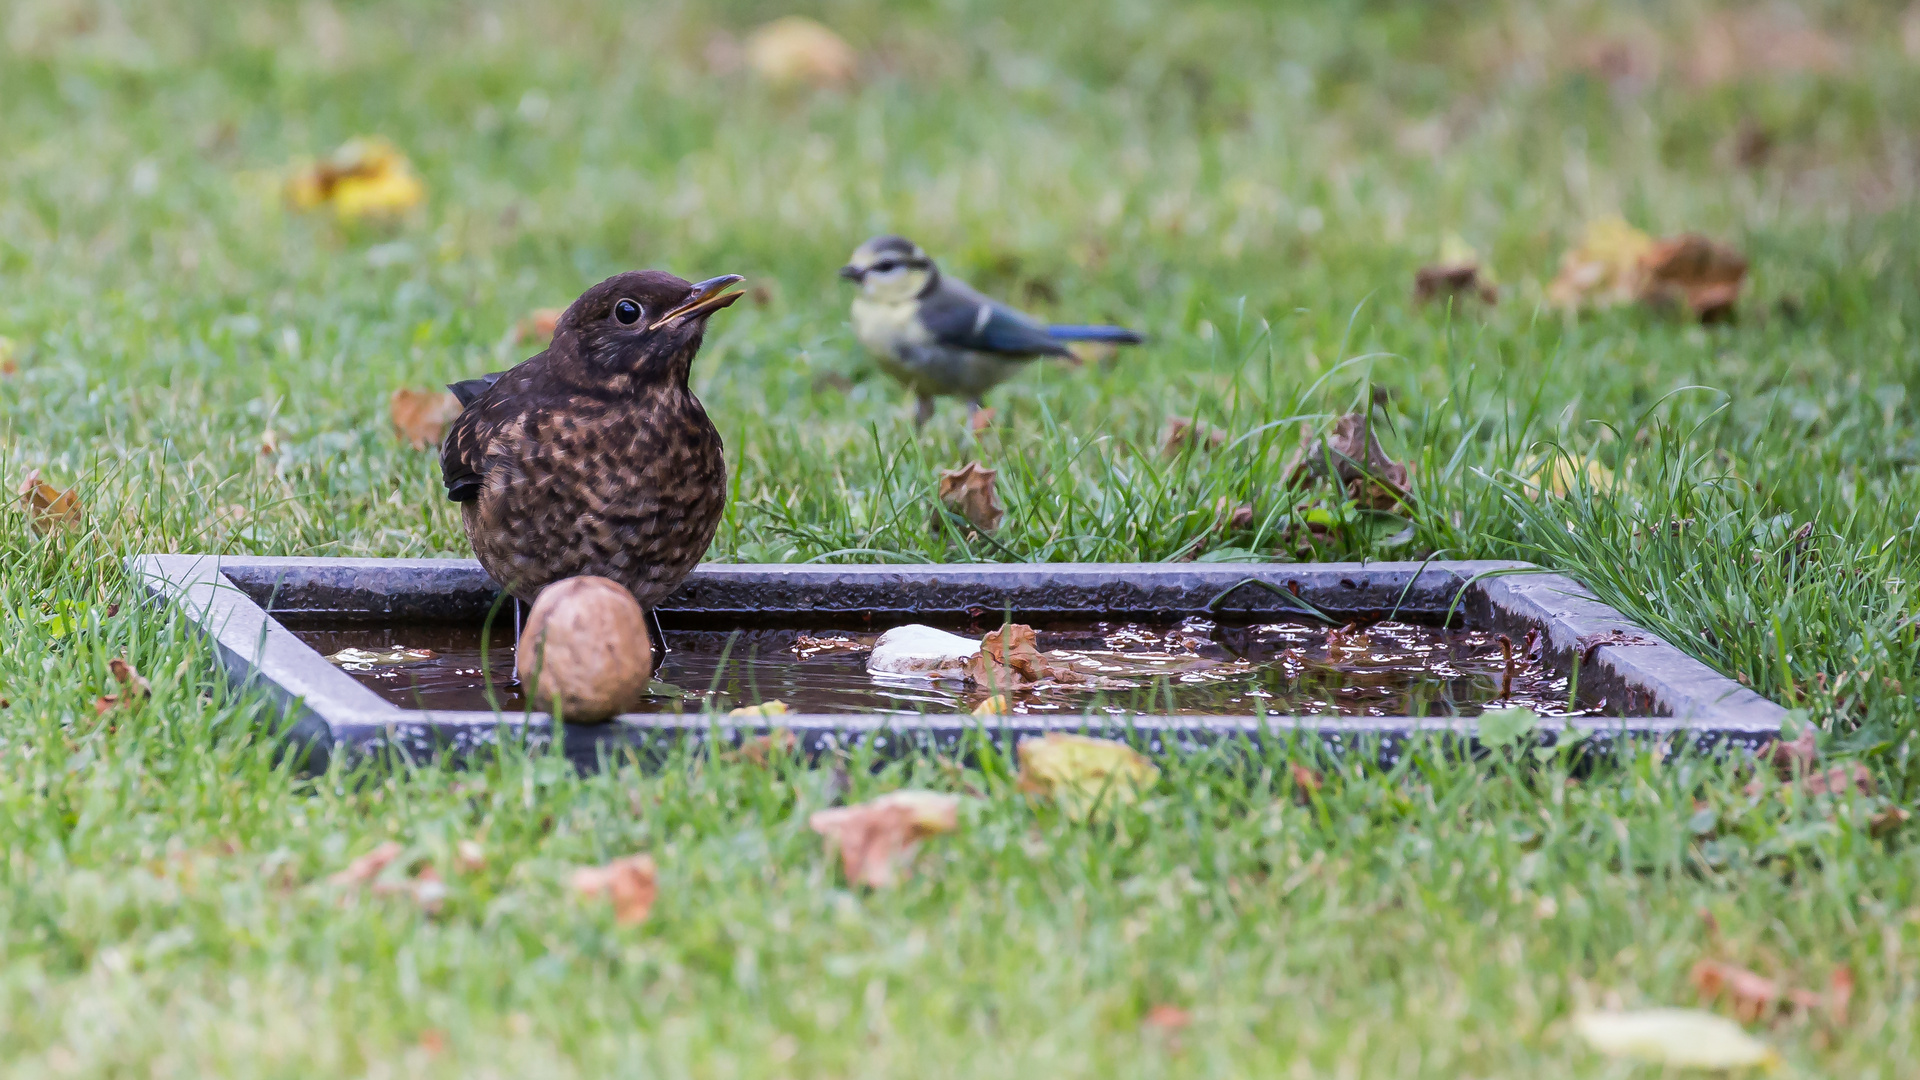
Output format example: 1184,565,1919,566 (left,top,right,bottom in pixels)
808,790,961,888
1573,1008,1777,1068
1017,733,1159,821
